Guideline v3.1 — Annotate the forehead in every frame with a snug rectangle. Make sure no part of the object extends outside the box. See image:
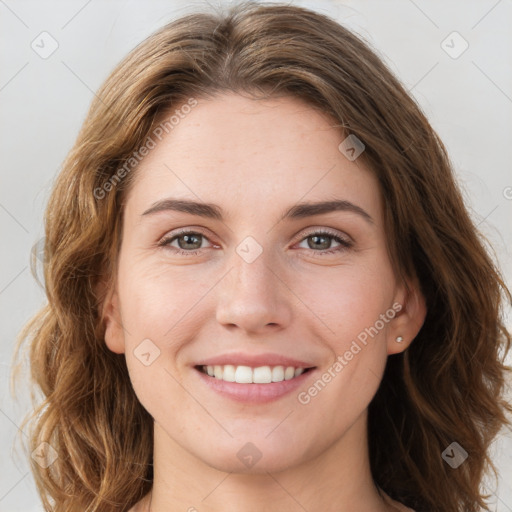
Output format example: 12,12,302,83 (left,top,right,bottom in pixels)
125,93,381,222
